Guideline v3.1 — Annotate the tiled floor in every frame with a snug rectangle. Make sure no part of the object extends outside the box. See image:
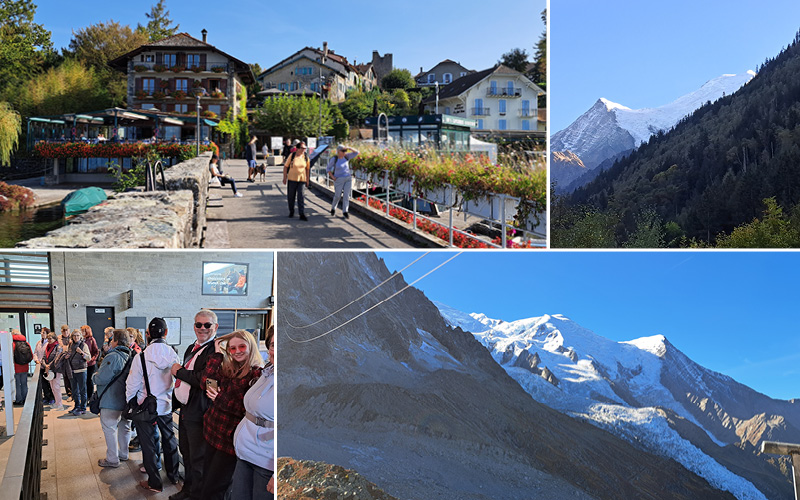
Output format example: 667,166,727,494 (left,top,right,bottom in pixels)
40,400,181,500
